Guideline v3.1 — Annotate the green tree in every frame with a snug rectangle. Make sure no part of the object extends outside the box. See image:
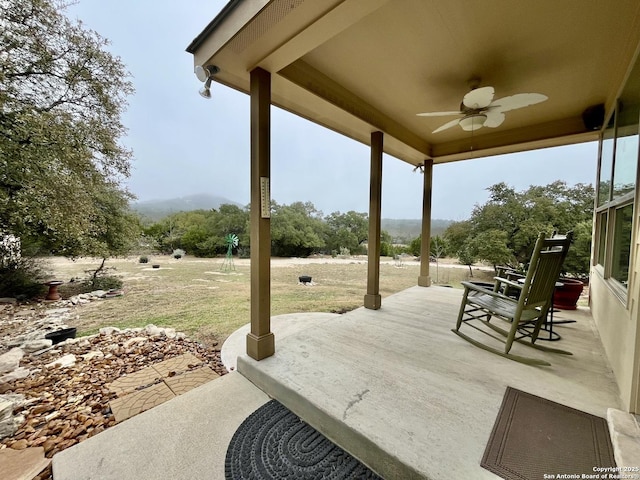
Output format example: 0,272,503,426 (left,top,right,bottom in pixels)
380,230,393,257
325,211,368,255
457,243,477,277
208,204,250,250
443,220,478,271
271,201,325,257
443,220,473,255
466,181,594,274
76,184,141,283
409,236,421,257
0,0,134,255
562,220,593,278
430,236,448,259
471,230,514,270
141,204,250,257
